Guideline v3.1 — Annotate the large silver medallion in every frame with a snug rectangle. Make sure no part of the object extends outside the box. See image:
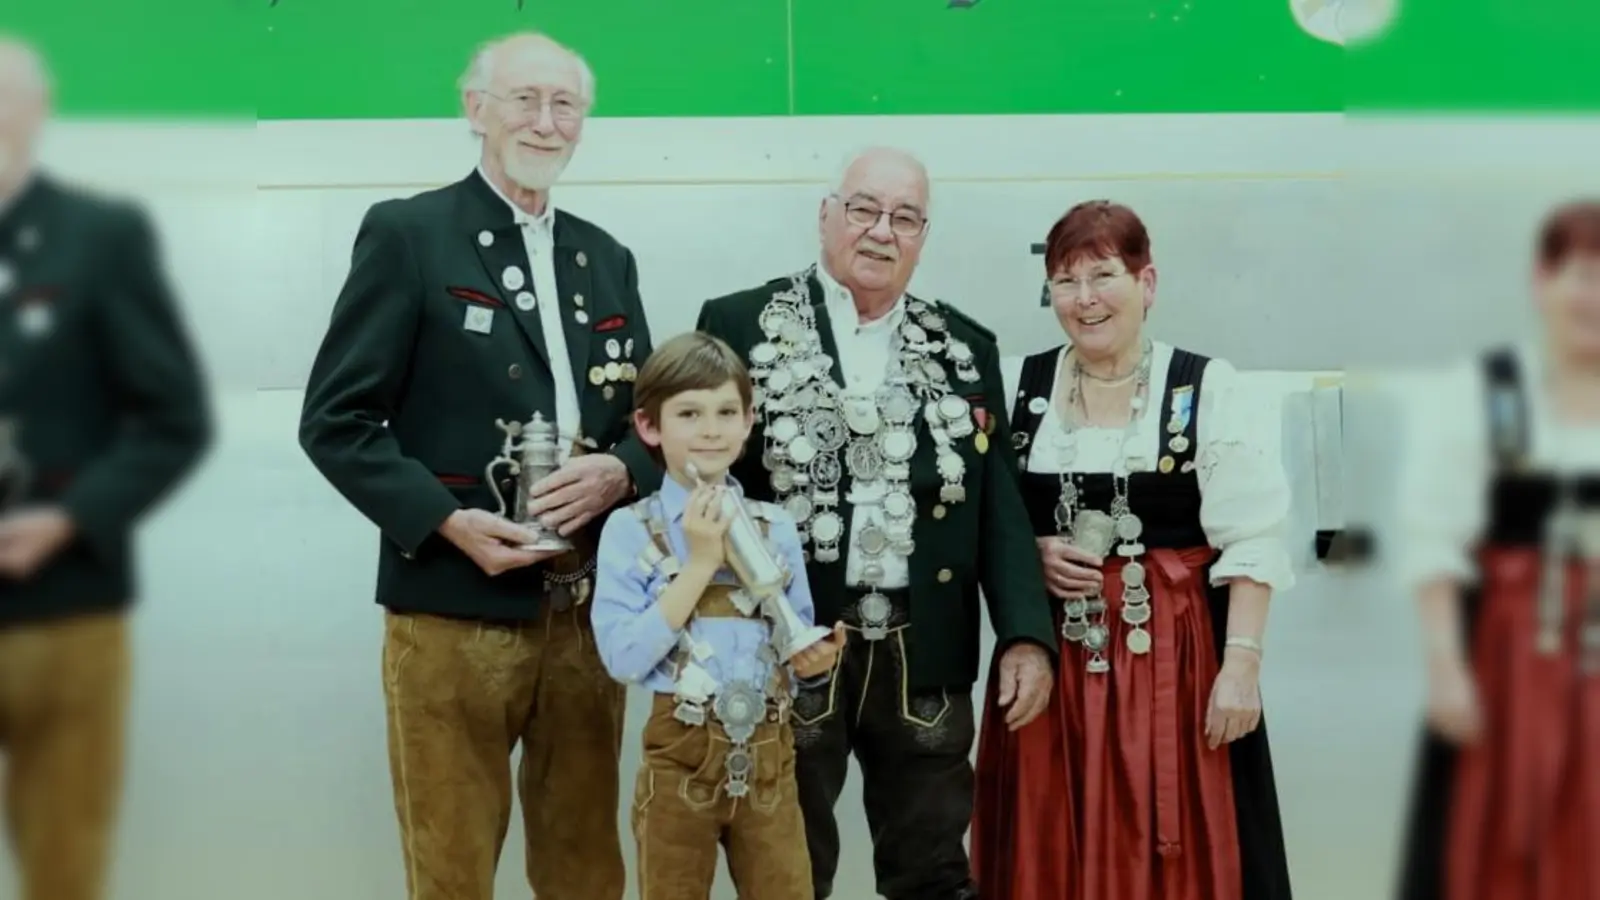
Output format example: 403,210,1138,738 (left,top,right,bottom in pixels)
859,591,893,641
